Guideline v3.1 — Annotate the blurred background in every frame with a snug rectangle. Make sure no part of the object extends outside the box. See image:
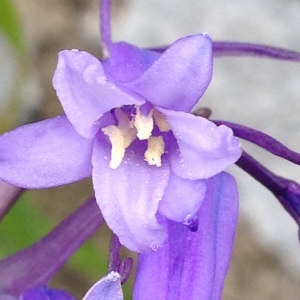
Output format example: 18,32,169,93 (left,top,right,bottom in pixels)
1,0,300,299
